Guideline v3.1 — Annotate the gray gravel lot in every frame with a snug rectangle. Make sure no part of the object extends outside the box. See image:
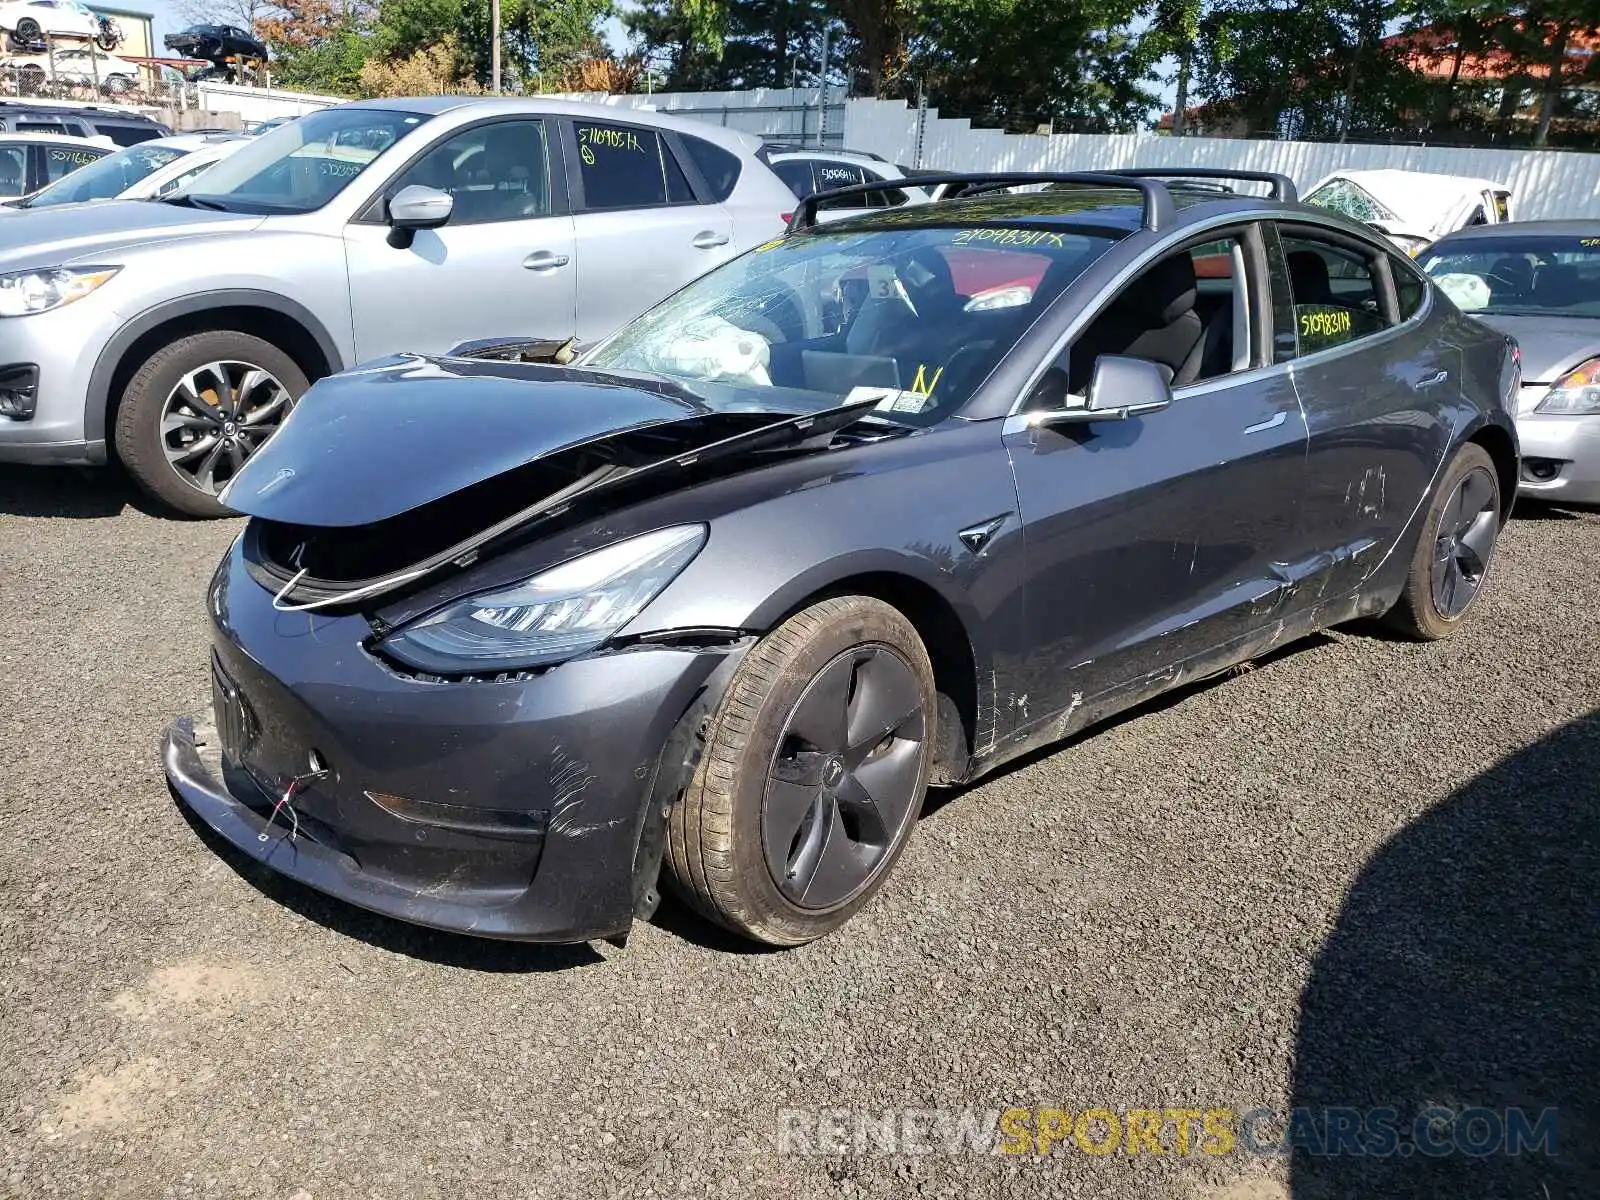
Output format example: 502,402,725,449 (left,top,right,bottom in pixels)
2,464,1596,1200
